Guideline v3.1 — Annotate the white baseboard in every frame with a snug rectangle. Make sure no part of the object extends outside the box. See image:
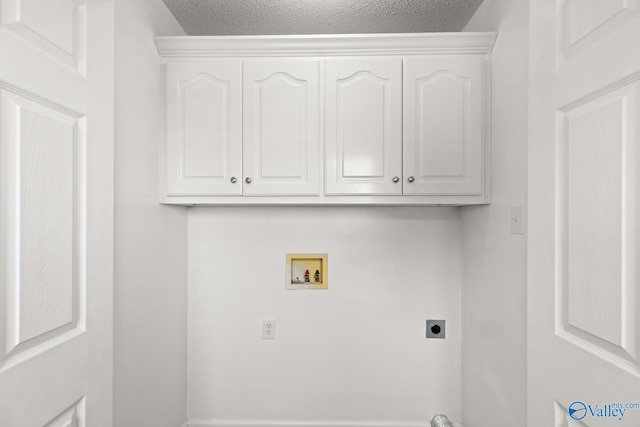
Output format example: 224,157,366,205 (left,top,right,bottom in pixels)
186,420,464,427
